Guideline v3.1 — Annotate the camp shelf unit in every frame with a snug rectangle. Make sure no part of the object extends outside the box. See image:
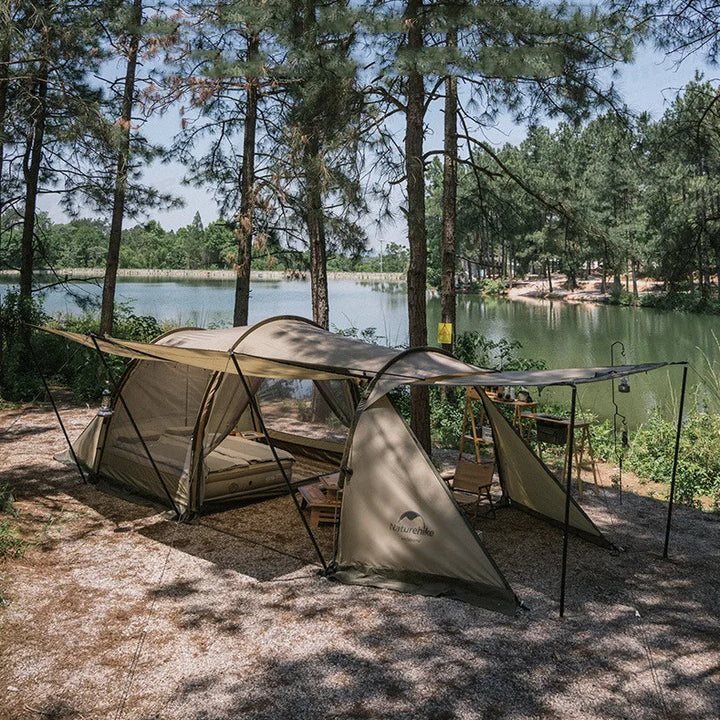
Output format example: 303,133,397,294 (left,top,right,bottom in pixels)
297,472,341,528
522,413,599,498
